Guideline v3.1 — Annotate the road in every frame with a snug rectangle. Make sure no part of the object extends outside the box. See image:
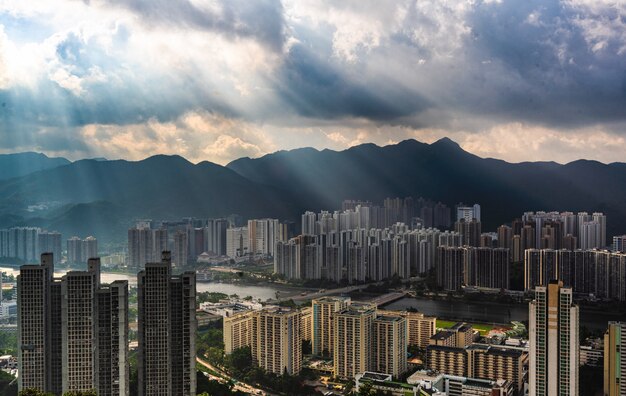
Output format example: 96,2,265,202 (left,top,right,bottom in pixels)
196,356,275,396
